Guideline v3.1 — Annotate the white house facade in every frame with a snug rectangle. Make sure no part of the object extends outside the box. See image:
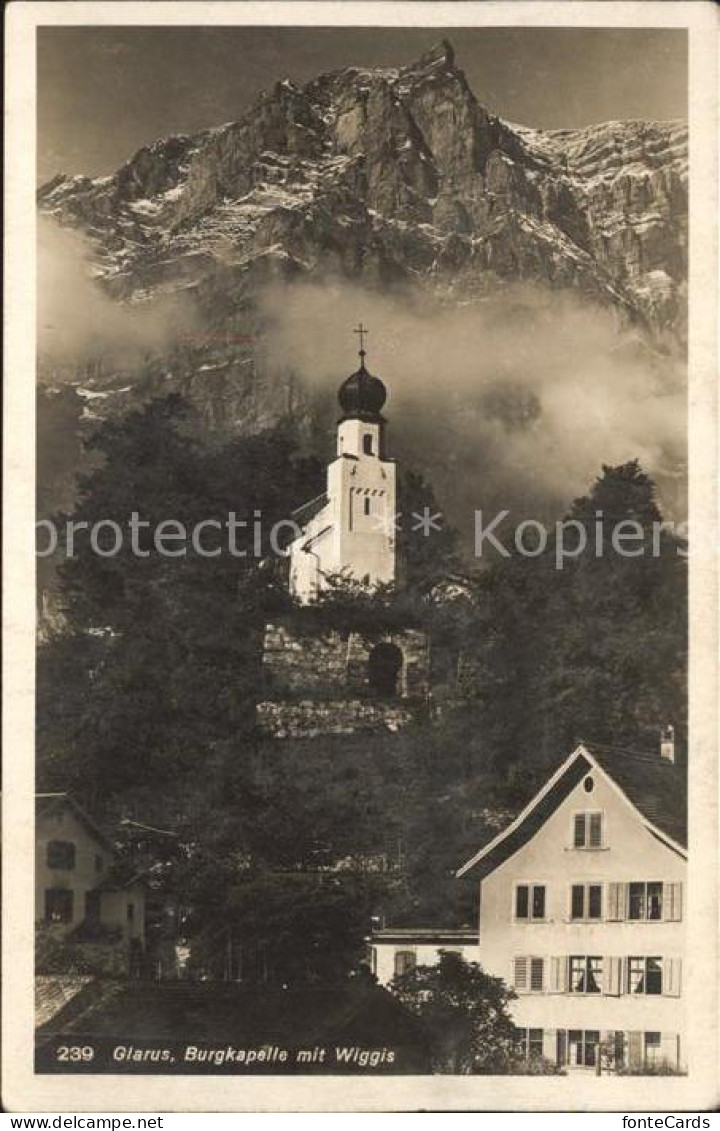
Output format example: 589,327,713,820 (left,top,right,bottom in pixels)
457,742,687,1073
370,928,481,987
36,793,146,952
